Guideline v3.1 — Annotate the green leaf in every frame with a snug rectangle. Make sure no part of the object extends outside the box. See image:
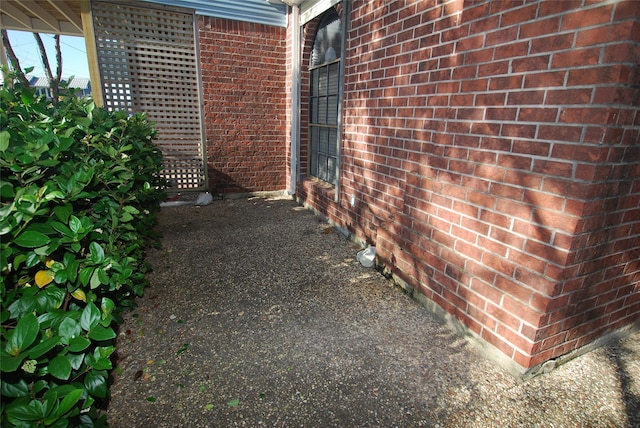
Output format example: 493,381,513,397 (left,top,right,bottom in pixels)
74,116,92,128
58,318,81,344
6,313,39,356
122,205,140,215
0,222,13,238
42,391,59,421
51,221,73,237
120,212,134,222
99,314,113,328
43,190,64,201
26,251,41,268
0,246,10,271
20,90,35,106
96,345,115,359
67,336,91,352
32,380,48,394
67,353,85,371
8,290,37,318
0,180,15,200
90,268,102,289
0,353,26,372
35,287,66,312
54,204,72,224
0,130,9,152
54,269,69,284
14,230,50,248
17,152,35,165
11,253,25,271
65,259,80,283
79,267,94,287
6,402,44,422
89,356,112,371
88,325,116,341
227,398,240,407
27,336,60,359
84,371,108,398
80,302,100,332
89,242,105,264
1,379,30,397
98,267,109,285
101,298,115,317
69,216,82,234
48,355,72,380
54,388,83,421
